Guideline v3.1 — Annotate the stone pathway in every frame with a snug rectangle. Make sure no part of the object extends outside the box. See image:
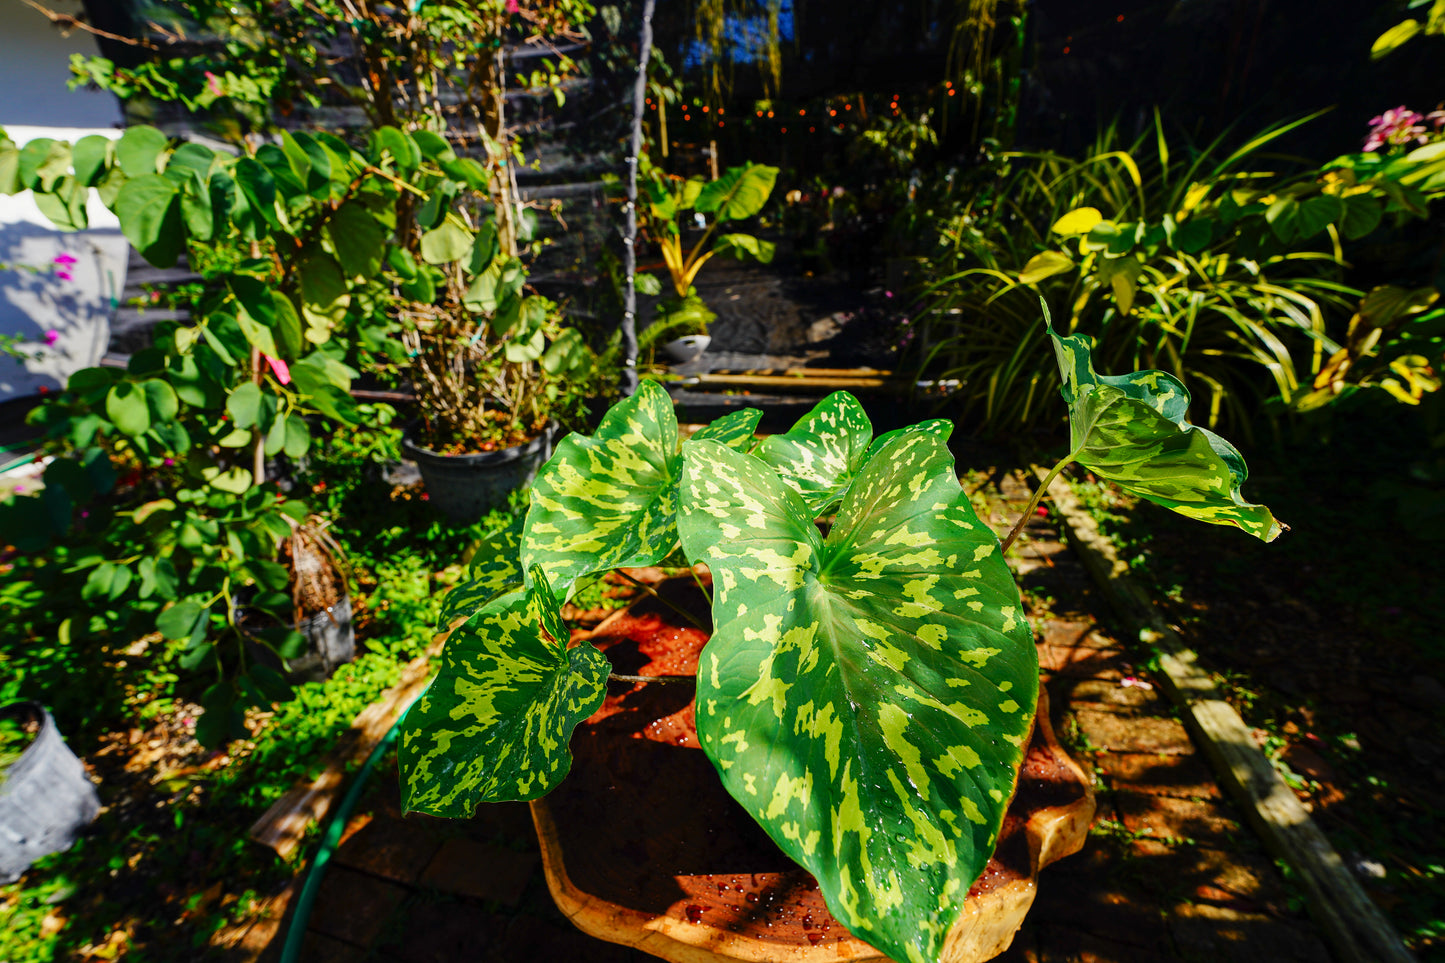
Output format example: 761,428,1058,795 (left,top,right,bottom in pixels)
243,471,1334,963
